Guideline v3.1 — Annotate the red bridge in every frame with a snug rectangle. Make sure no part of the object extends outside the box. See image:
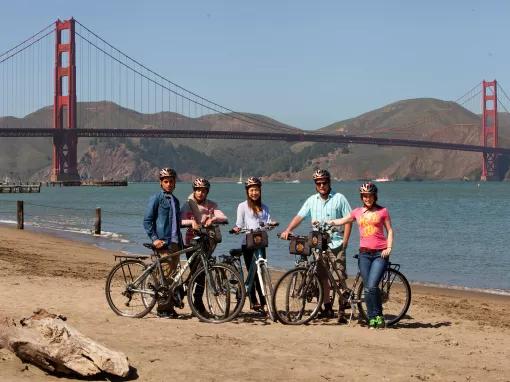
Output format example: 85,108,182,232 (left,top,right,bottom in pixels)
0,18,508,181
